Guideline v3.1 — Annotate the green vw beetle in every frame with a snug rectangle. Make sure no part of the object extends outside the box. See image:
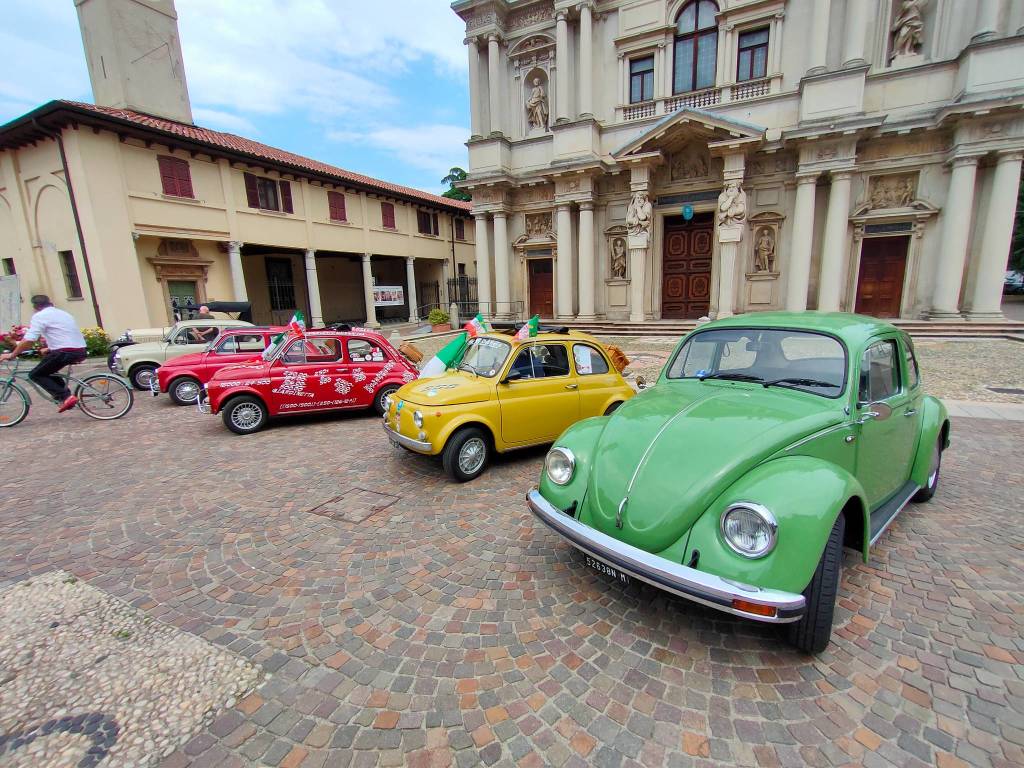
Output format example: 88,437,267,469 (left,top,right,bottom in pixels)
528,312,949,653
